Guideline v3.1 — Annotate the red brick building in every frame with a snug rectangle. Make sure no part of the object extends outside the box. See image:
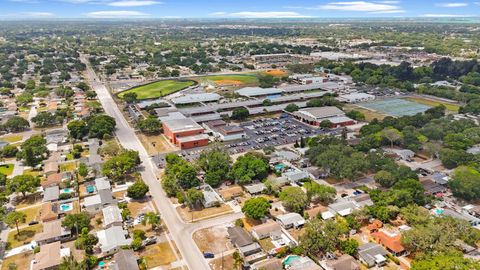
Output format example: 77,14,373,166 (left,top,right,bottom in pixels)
163,118,209,149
